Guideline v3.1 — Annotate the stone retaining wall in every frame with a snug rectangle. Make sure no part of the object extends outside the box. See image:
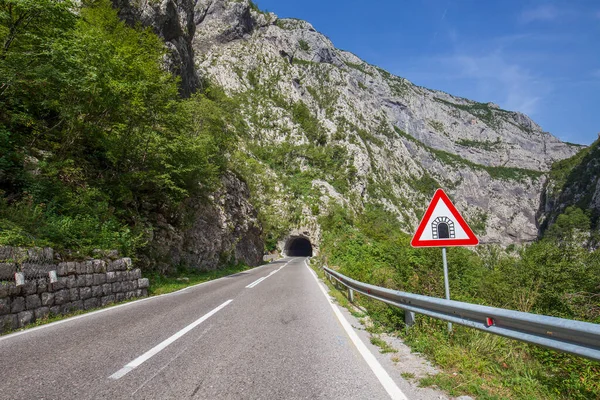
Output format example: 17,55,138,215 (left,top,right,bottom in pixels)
0,247,149,332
